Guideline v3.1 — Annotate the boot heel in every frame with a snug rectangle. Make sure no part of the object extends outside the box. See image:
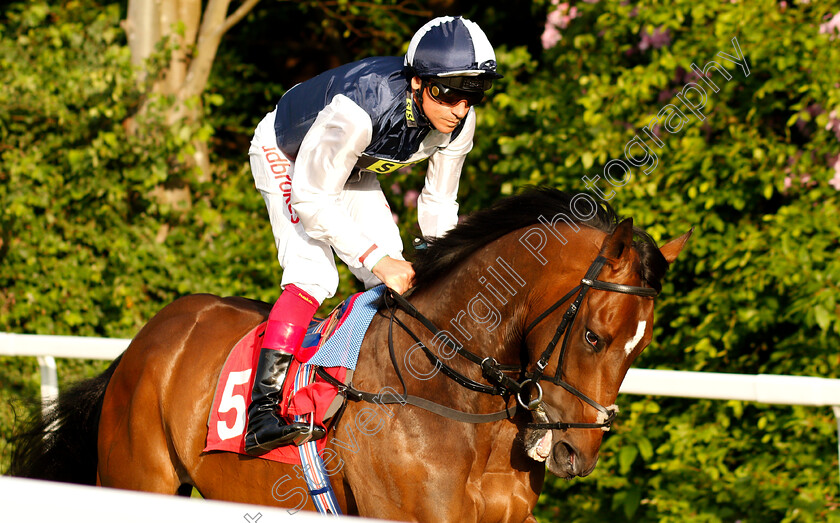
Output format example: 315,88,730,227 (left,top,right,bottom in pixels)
292,415,327,446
